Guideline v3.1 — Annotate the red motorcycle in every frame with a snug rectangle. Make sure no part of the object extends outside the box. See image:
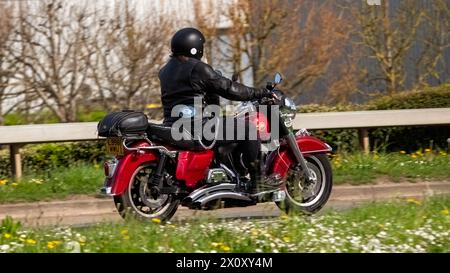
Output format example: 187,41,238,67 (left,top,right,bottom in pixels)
99,73,333,222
